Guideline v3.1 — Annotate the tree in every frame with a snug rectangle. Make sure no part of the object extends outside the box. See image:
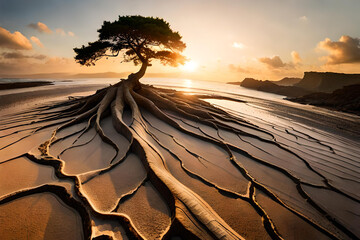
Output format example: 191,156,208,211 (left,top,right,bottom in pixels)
74,15,186,87
2,15,247,239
